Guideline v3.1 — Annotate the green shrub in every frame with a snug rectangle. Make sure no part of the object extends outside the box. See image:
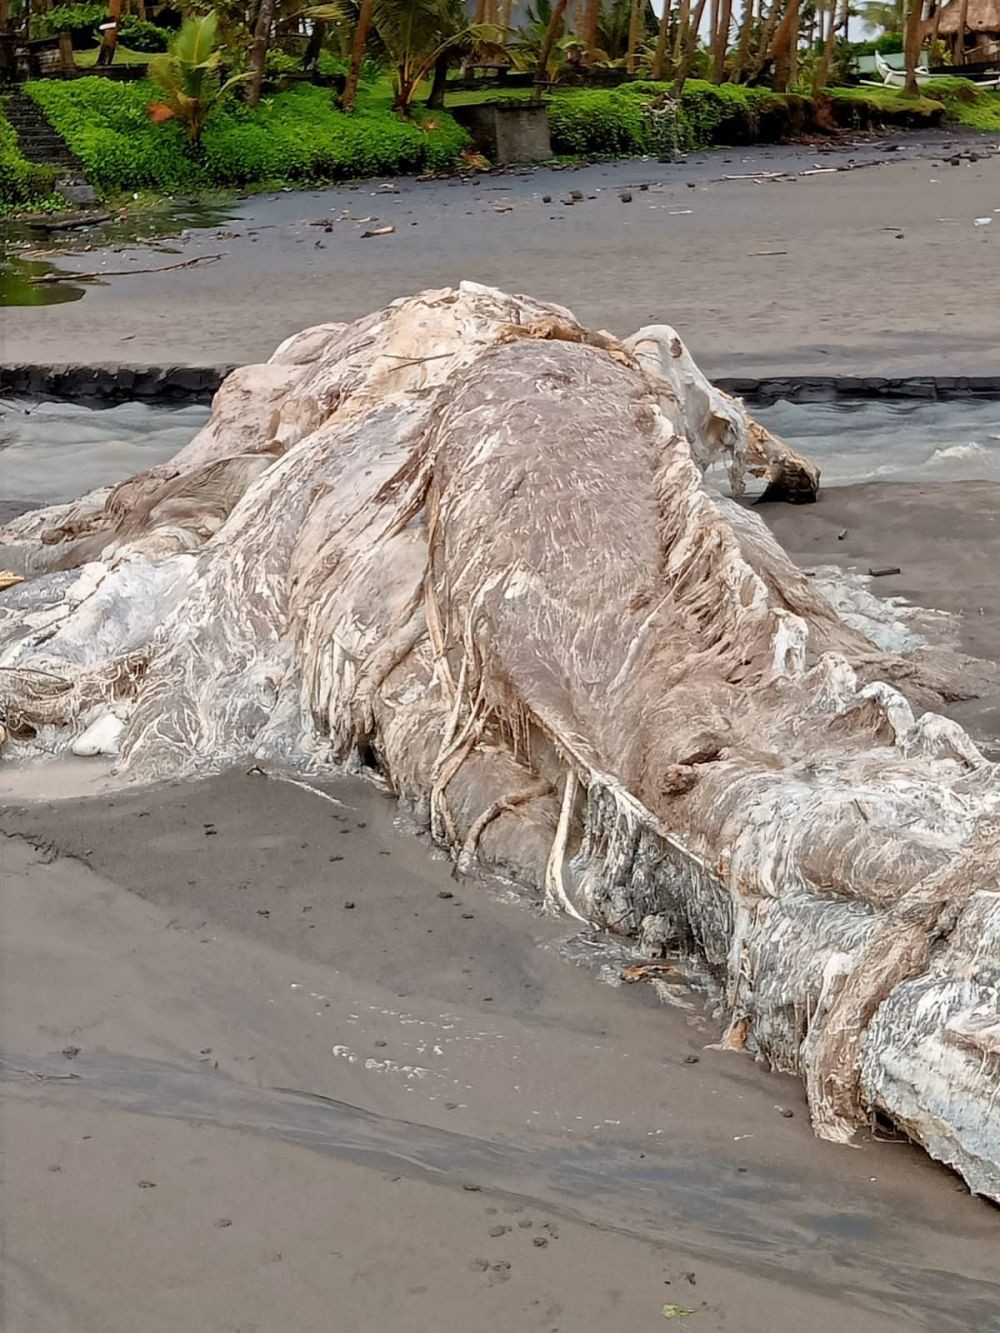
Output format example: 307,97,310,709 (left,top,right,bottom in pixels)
265,48,302,76
119,17,171,52
548,88,646,155
913,76,1000,129
853,33,905,55
25,78,470,194
548,80,797,158
0,106,60,205
34,2,105,45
